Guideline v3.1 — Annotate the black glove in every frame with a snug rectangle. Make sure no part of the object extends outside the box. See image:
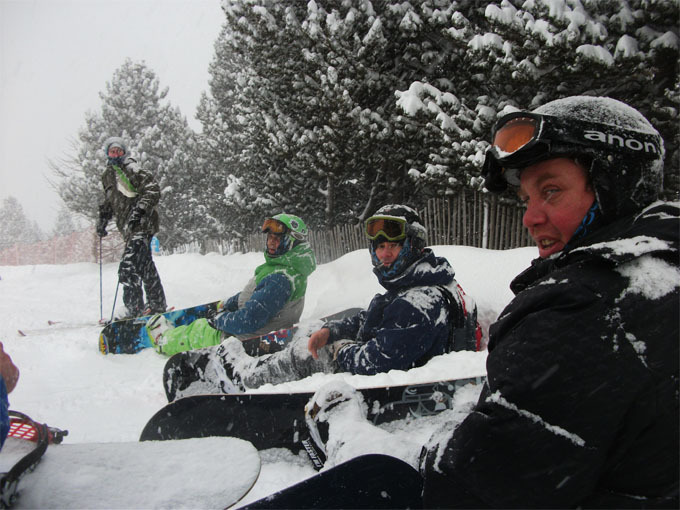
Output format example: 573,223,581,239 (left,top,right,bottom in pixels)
96,215,108,237
127,208,144,231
